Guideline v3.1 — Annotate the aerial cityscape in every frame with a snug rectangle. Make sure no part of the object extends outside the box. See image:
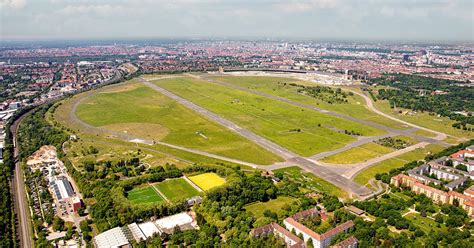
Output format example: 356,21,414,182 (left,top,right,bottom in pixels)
0,0,473,247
